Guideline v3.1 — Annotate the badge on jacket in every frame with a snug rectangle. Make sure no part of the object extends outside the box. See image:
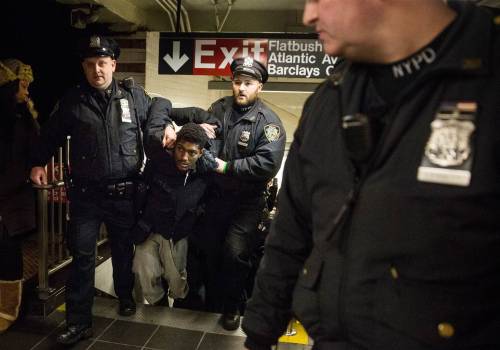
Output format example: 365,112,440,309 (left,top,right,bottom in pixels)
417,101,476,187
120,98,132,123
238,130,251,147
264,124,281,142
